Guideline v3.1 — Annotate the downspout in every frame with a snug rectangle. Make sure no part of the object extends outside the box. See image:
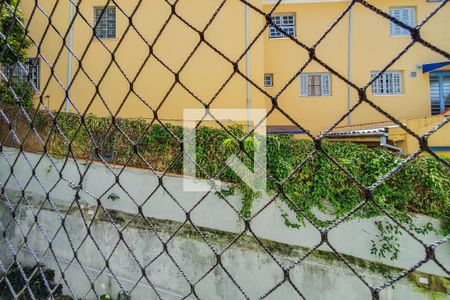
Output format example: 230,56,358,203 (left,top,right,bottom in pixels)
380,134,403,154
347,6,353,125
245,2,251,131
66,1,74,113
323,132,403,153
